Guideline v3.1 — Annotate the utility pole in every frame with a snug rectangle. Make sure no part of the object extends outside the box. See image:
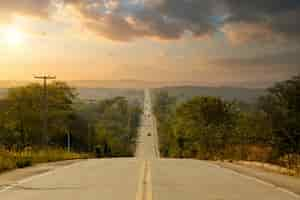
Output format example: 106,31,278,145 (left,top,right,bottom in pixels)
87,99,96,152
34,75,56,145
67,130,71,152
